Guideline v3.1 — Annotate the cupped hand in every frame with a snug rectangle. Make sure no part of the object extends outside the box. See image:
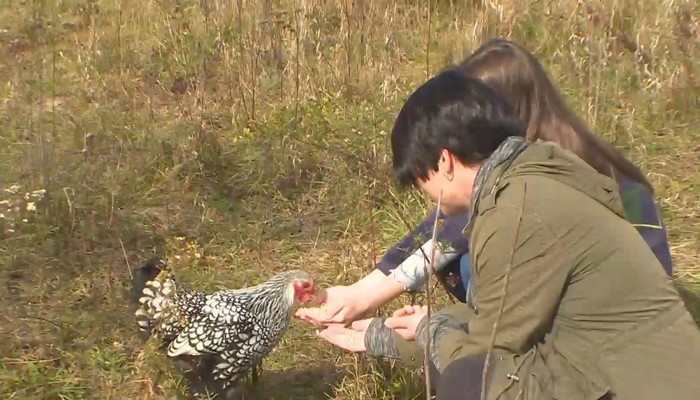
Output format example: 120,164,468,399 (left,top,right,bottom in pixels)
315,319,373,353
384,305,428,341
295,285,368,326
